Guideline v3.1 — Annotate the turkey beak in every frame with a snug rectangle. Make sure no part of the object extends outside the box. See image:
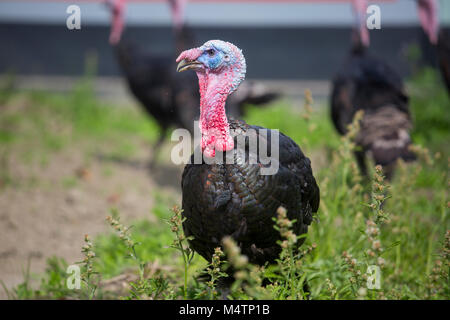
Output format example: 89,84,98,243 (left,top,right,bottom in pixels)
177,59,202,72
